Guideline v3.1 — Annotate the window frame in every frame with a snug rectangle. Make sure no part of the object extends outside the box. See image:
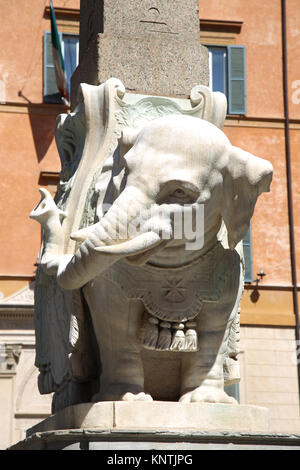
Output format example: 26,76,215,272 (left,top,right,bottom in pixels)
43,30,64,104
208,45,228,95
207,44,247,116
62,33,79,97
43,31,79,104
